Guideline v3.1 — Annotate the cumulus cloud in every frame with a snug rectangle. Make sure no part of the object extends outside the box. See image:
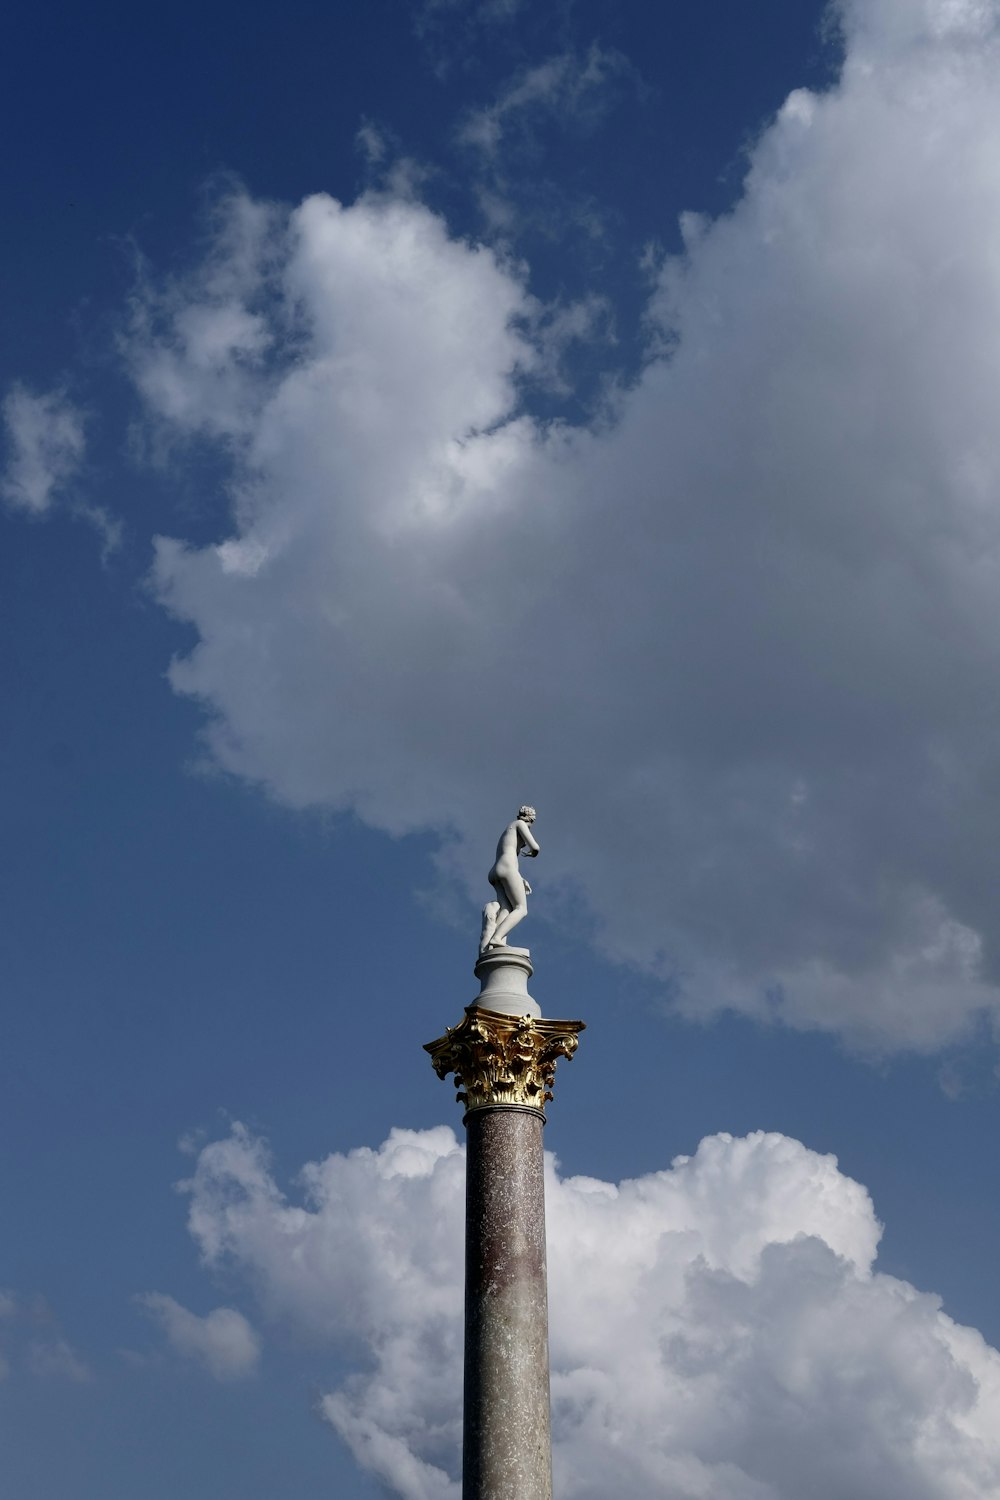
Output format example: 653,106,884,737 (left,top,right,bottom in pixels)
123,0,1000,1053
136,1291,261,1380
178,1121,1000,1500
1,384,85,515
